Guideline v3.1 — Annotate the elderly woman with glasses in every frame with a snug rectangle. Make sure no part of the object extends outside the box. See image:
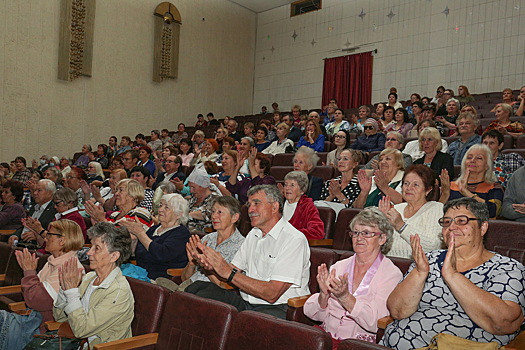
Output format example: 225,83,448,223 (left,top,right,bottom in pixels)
54,223,134,348
282,171,324,240
290,147,323,201
120,193,191,280
381,198,525,349
440,144,504,219
0,220,85,349
304,208,402,348
350,119,386,157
